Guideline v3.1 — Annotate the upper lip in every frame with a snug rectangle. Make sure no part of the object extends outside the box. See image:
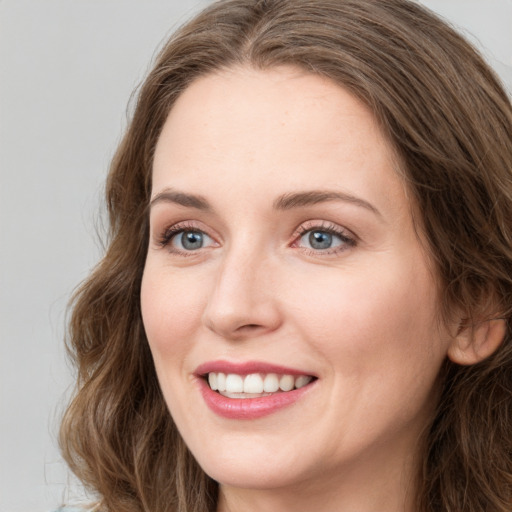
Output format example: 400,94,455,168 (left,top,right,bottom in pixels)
195,360,316,377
